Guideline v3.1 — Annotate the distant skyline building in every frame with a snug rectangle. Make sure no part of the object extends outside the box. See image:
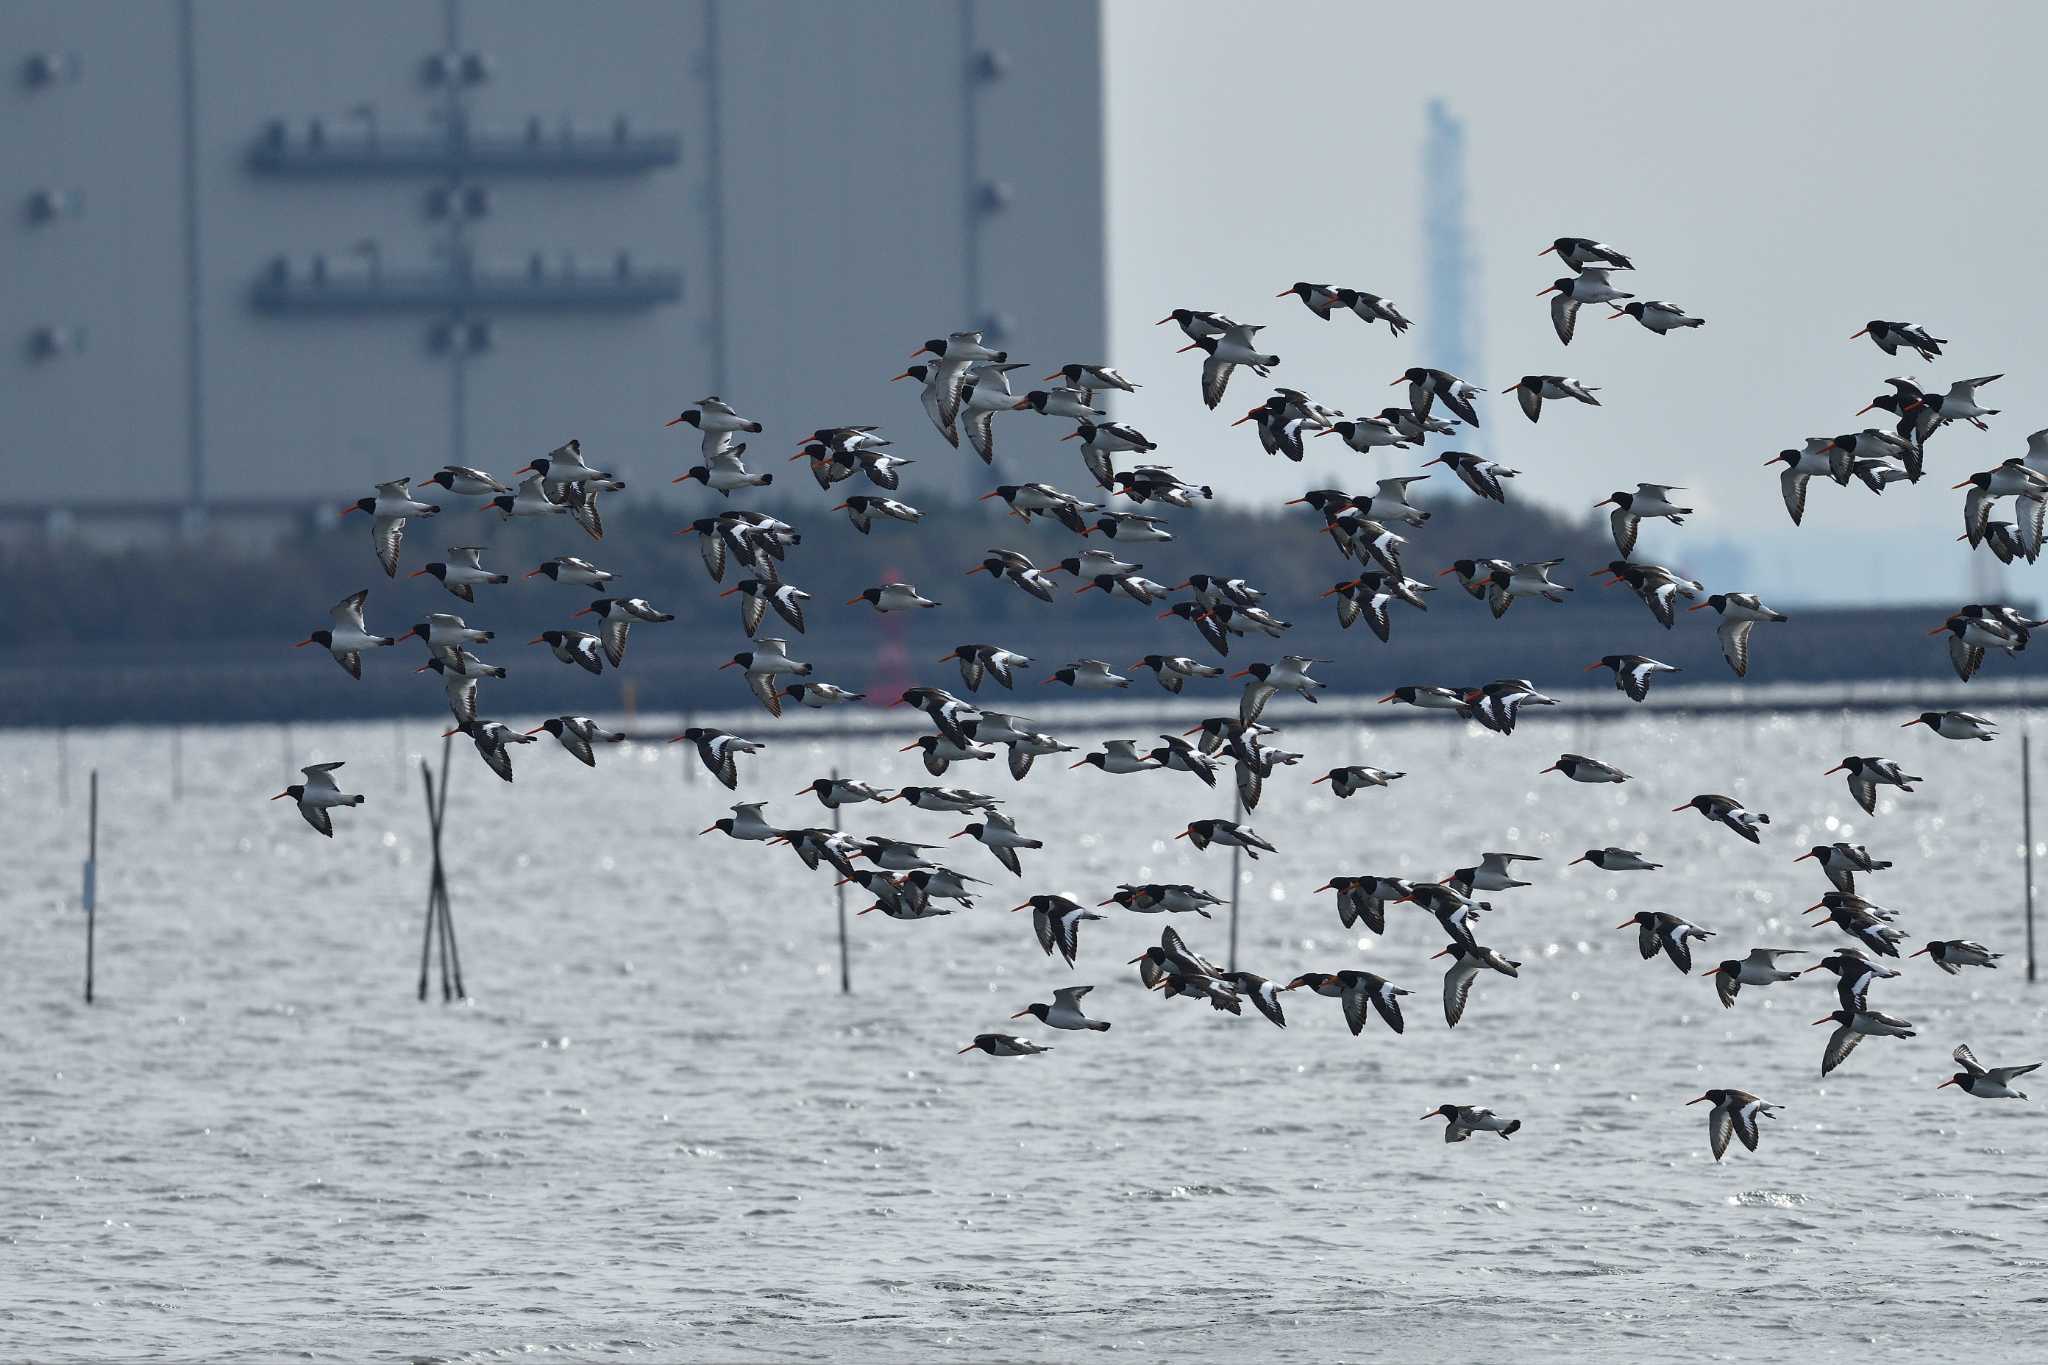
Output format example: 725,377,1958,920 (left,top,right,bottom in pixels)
1420,97,1480,455
2,0,1105,541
